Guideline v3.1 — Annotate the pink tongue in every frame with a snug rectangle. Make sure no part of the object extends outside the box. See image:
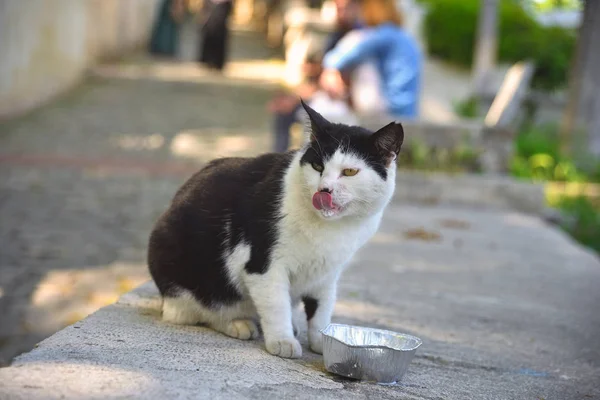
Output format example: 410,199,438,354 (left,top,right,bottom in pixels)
312,192,334,210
